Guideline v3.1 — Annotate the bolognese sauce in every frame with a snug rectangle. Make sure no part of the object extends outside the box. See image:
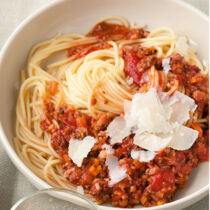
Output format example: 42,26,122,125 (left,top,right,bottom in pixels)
41,101,208,207
41,32,208,206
